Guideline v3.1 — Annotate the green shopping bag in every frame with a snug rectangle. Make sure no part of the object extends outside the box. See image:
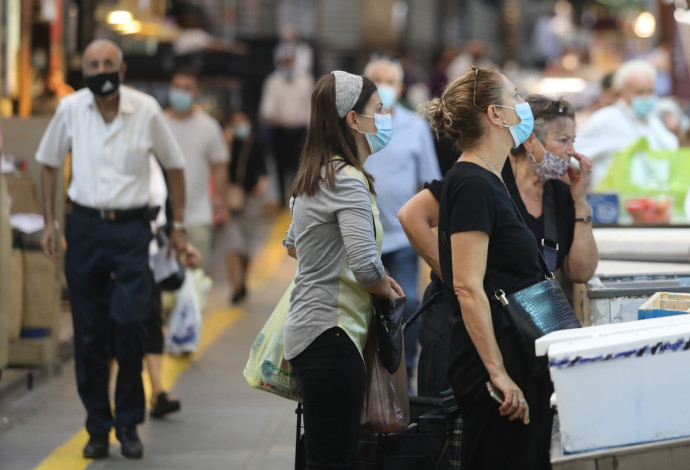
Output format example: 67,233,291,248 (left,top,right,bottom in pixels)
243,281,302,402
596,138,690,214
